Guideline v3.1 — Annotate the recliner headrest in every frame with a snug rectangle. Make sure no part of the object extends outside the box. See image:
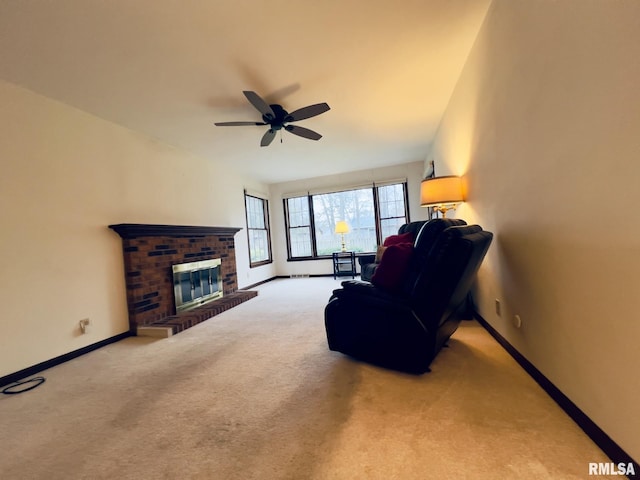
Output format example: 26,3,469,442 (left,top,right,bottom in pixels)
414,218,466,253
398,221,428,237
